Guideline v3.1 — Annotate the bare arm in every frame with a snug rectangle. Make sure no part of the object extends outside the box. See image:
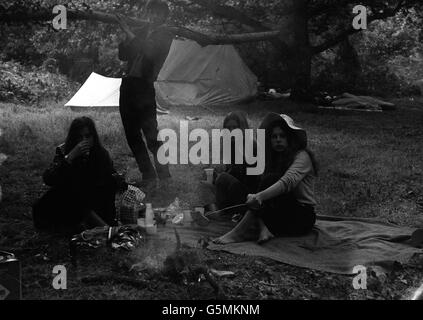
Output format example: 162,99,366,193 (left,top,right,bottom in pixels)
116,14,137,61
115,14,135,40
116,14,151,62
248,151,313,207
